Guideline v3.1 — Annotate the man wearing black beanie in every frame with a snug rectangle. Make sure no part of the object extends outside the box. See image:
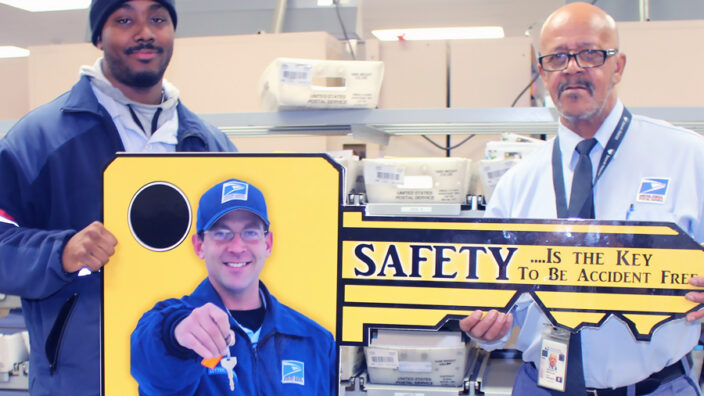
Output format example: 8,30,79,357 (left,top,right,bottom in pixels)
0,1,236,395
90,0,177,104
90,0,178,46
